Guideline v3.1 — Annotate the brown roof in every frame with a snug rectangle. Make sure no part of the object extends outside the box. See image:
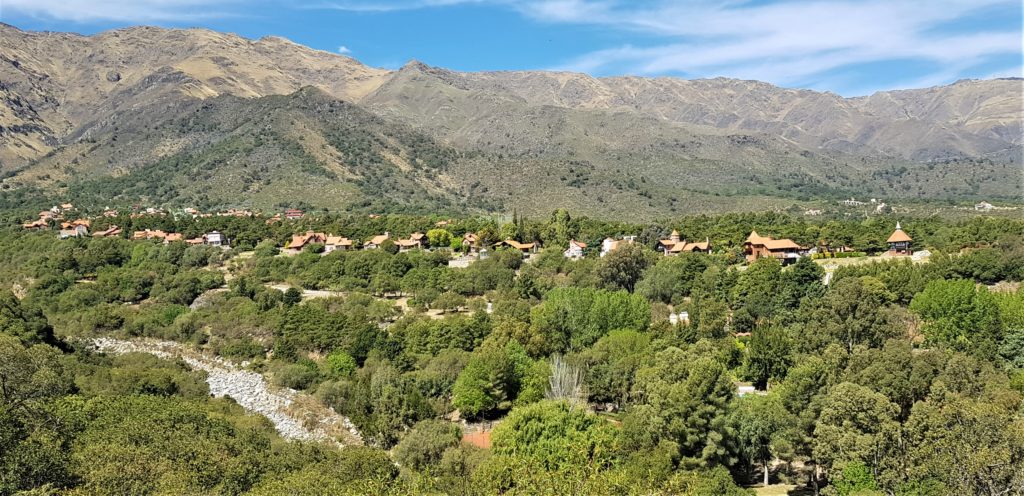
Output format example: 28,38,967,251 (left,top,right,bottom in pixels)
92,226,122,237
132,229,167,240
326,236,352,247
669,238,711,253
887,229,912,243
502,239,536,251
367,234,390,246
164,233,184,242
289,232,328,249
409,232,425,241
569,239,587,248
745,231,801,251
